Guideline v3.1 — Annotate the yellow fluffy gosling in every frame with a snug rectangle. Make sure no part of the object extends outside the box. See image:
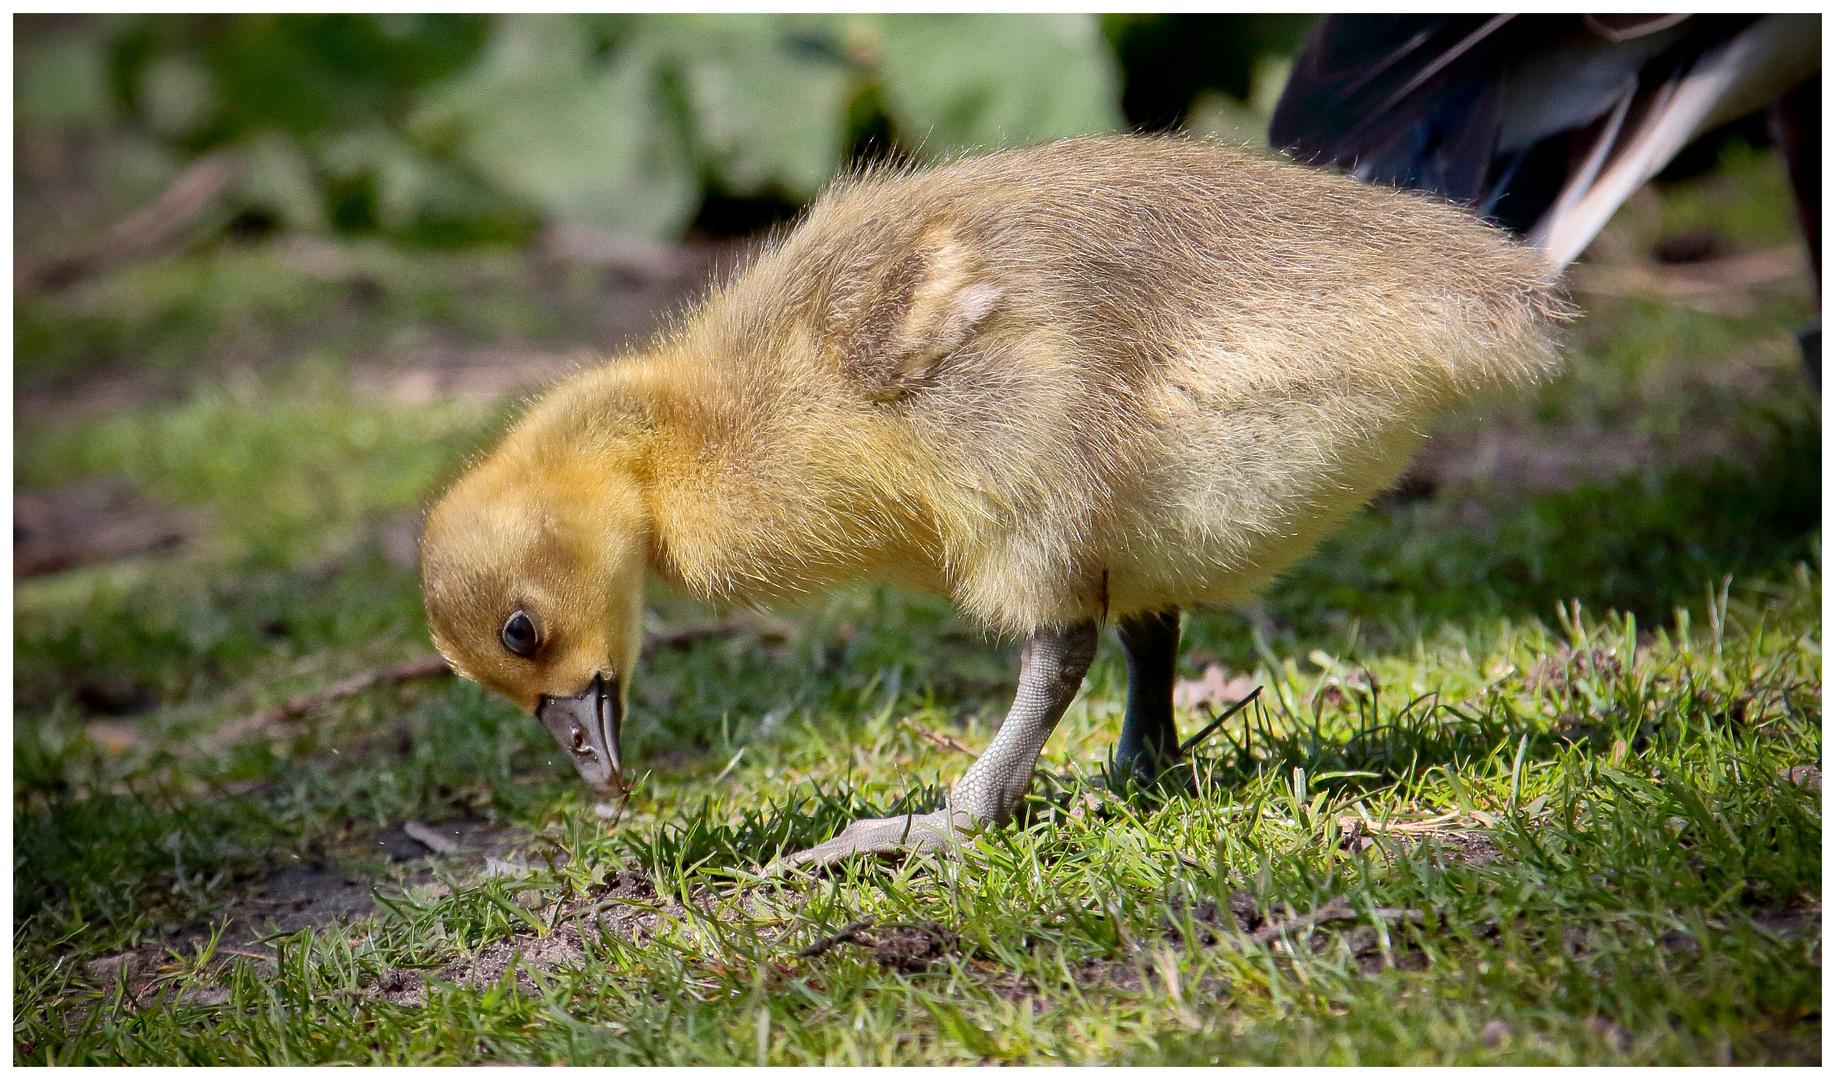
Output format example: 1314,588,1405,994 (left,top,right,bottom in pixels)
420,136,1567,868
